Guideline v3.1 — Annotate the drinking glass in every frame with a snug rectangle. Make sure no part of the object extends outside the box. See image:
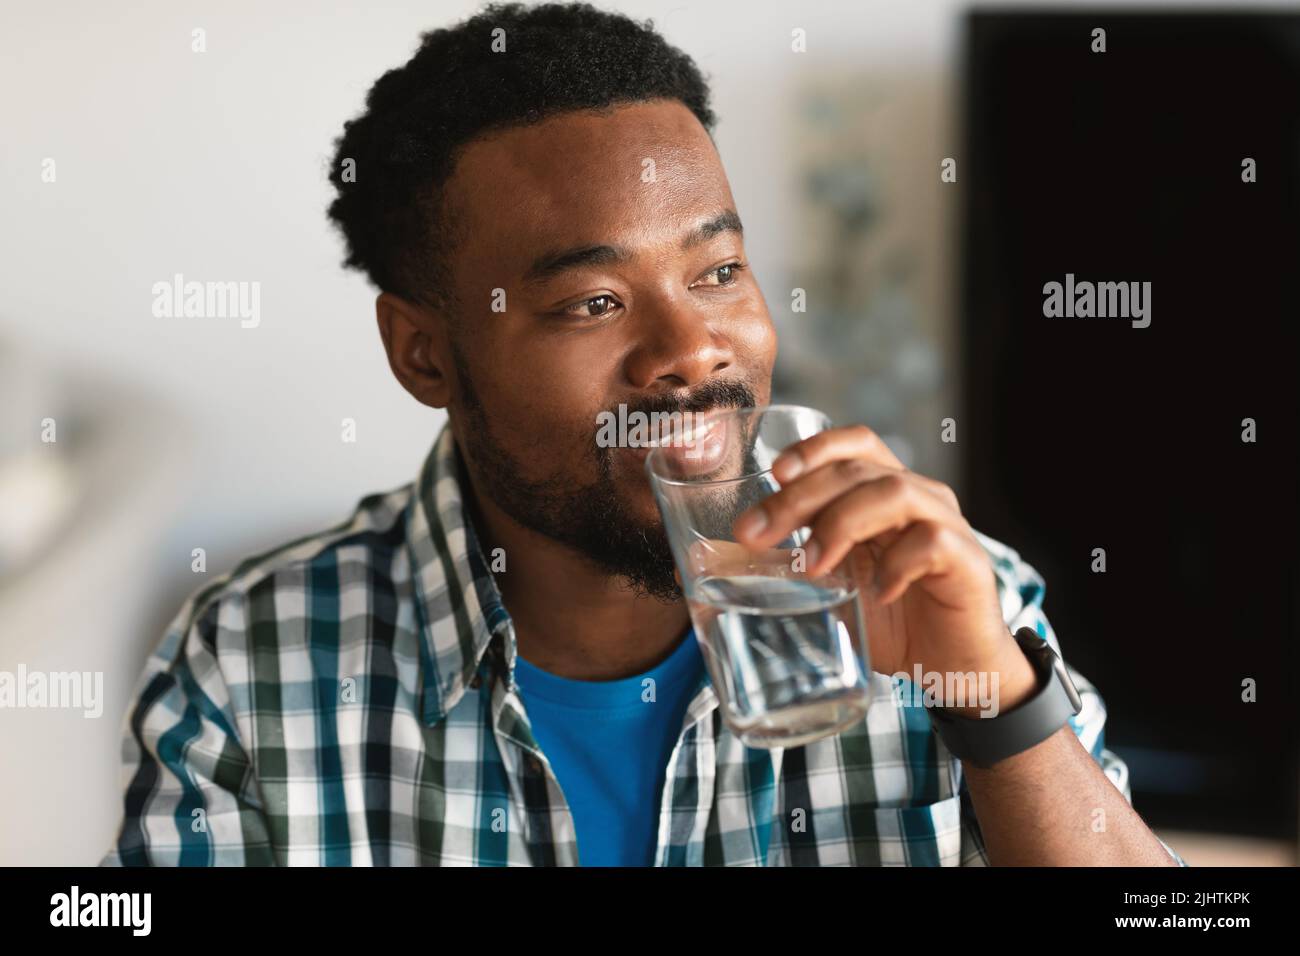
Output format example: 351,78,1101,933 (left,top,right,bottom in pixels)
644,404,874,748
